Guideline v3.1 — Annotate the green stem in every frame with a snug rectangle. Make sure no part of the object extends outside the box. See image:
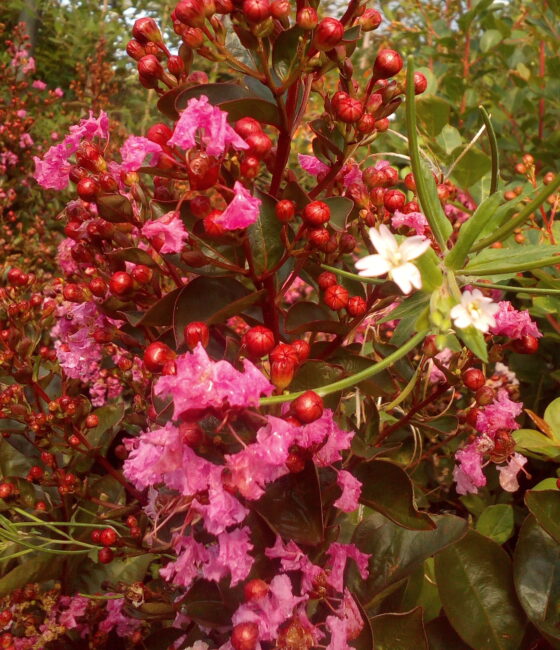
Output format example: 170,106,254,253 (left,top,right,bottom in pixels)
259,330,427,405
459,255,560,276
321,264,384,285
470,174,560,252
479,106,499,195
467,281,560,295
